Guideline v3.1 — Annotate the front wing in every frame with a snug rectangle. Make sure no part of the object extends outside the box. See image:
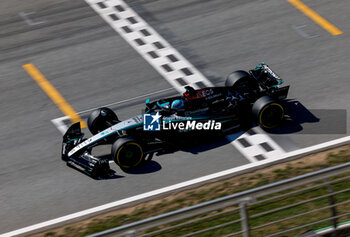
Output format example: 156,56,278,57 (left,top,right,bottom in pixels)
62,122,112,178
